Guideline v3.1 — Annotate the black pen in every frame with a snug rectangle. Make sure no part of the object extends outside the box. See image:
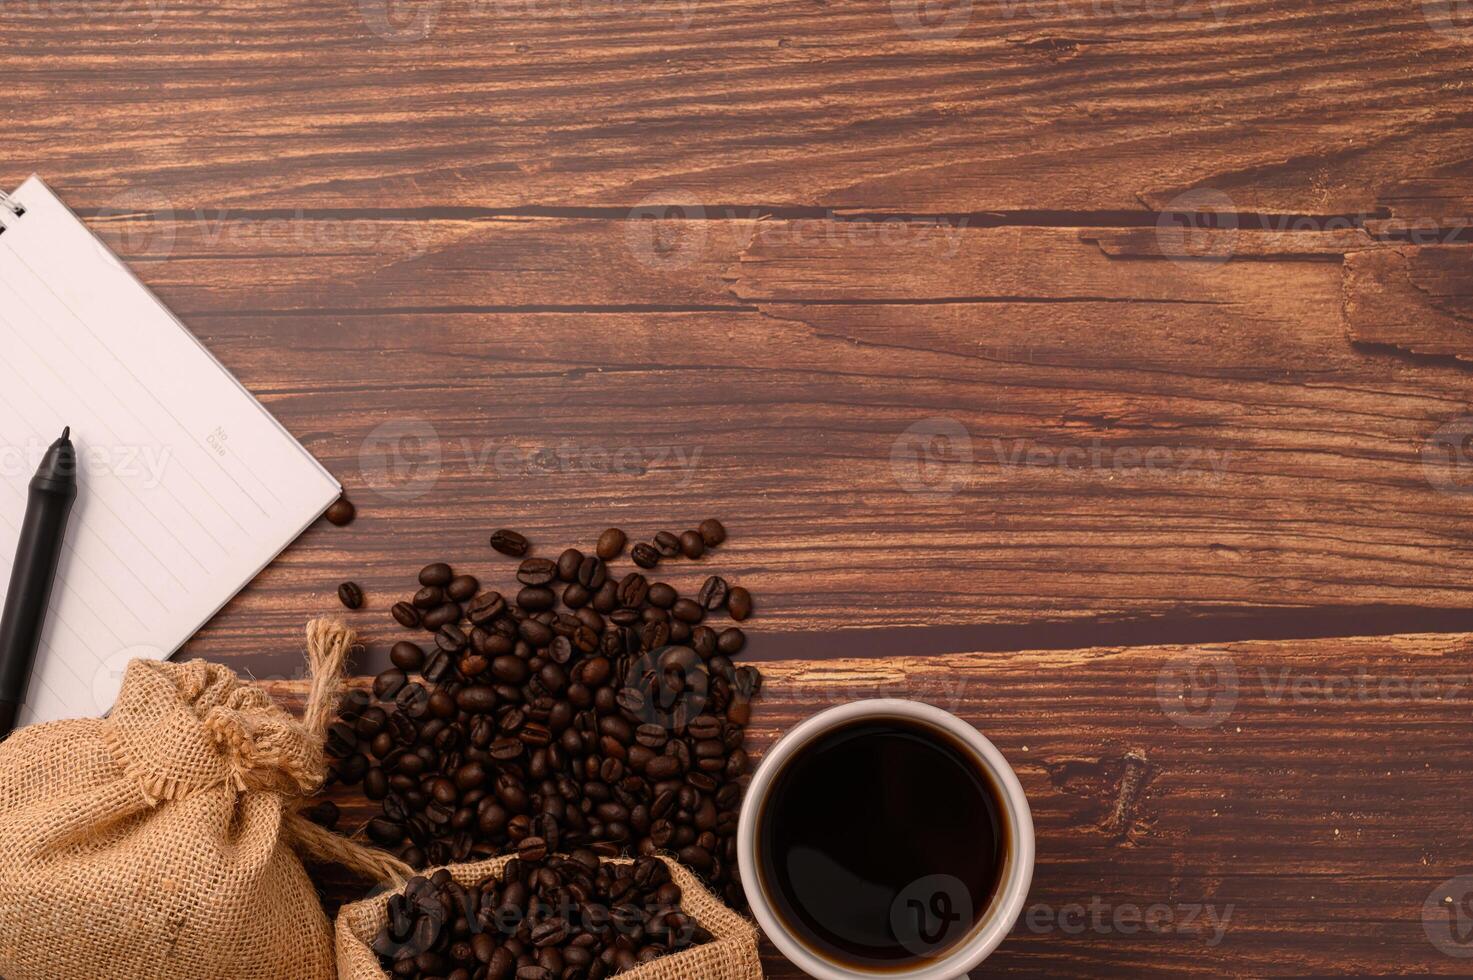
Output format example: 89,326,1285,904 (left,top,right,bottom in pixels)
0,427,77,738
